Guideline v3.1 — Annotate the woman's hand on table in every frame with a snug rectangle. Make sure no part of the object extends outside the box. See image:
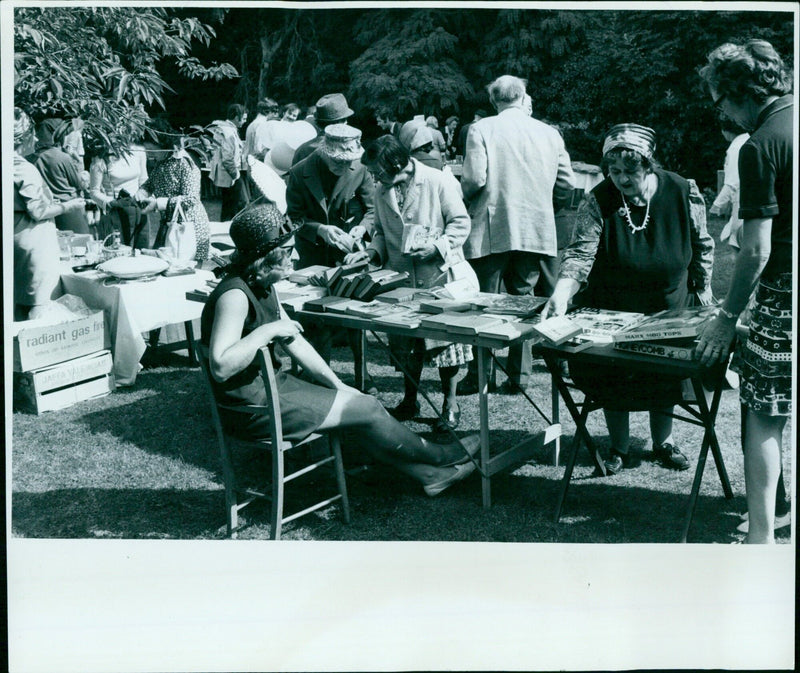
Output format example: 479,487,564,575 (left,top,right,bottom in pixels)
695,314,736,366
344,249,372,266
